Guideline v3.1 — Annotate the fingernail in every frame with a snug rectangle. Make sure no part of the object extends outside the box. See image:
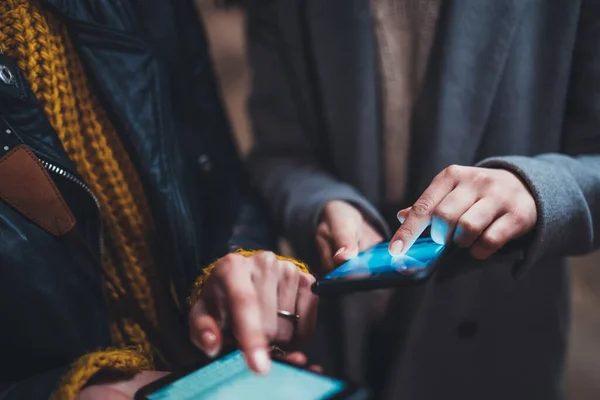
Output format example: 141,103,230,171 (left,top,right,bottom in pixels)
200,331,220,358
397,211,406,223
251,349,271,375
389,240,404,256
334,247,346,257
346,247,358,258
